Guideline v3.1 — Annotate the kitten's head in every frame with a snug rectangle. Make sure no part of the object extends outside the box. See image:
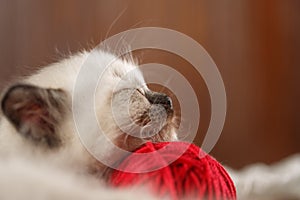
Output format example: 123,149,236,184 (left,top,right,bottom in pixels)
0,50,177,159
